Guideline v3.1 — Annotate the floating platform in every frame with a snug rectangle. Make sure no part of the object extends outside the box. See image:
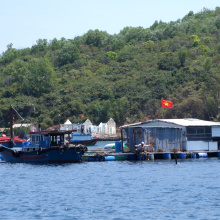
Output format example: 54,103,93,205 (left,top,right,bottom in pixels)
82,148,220,162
